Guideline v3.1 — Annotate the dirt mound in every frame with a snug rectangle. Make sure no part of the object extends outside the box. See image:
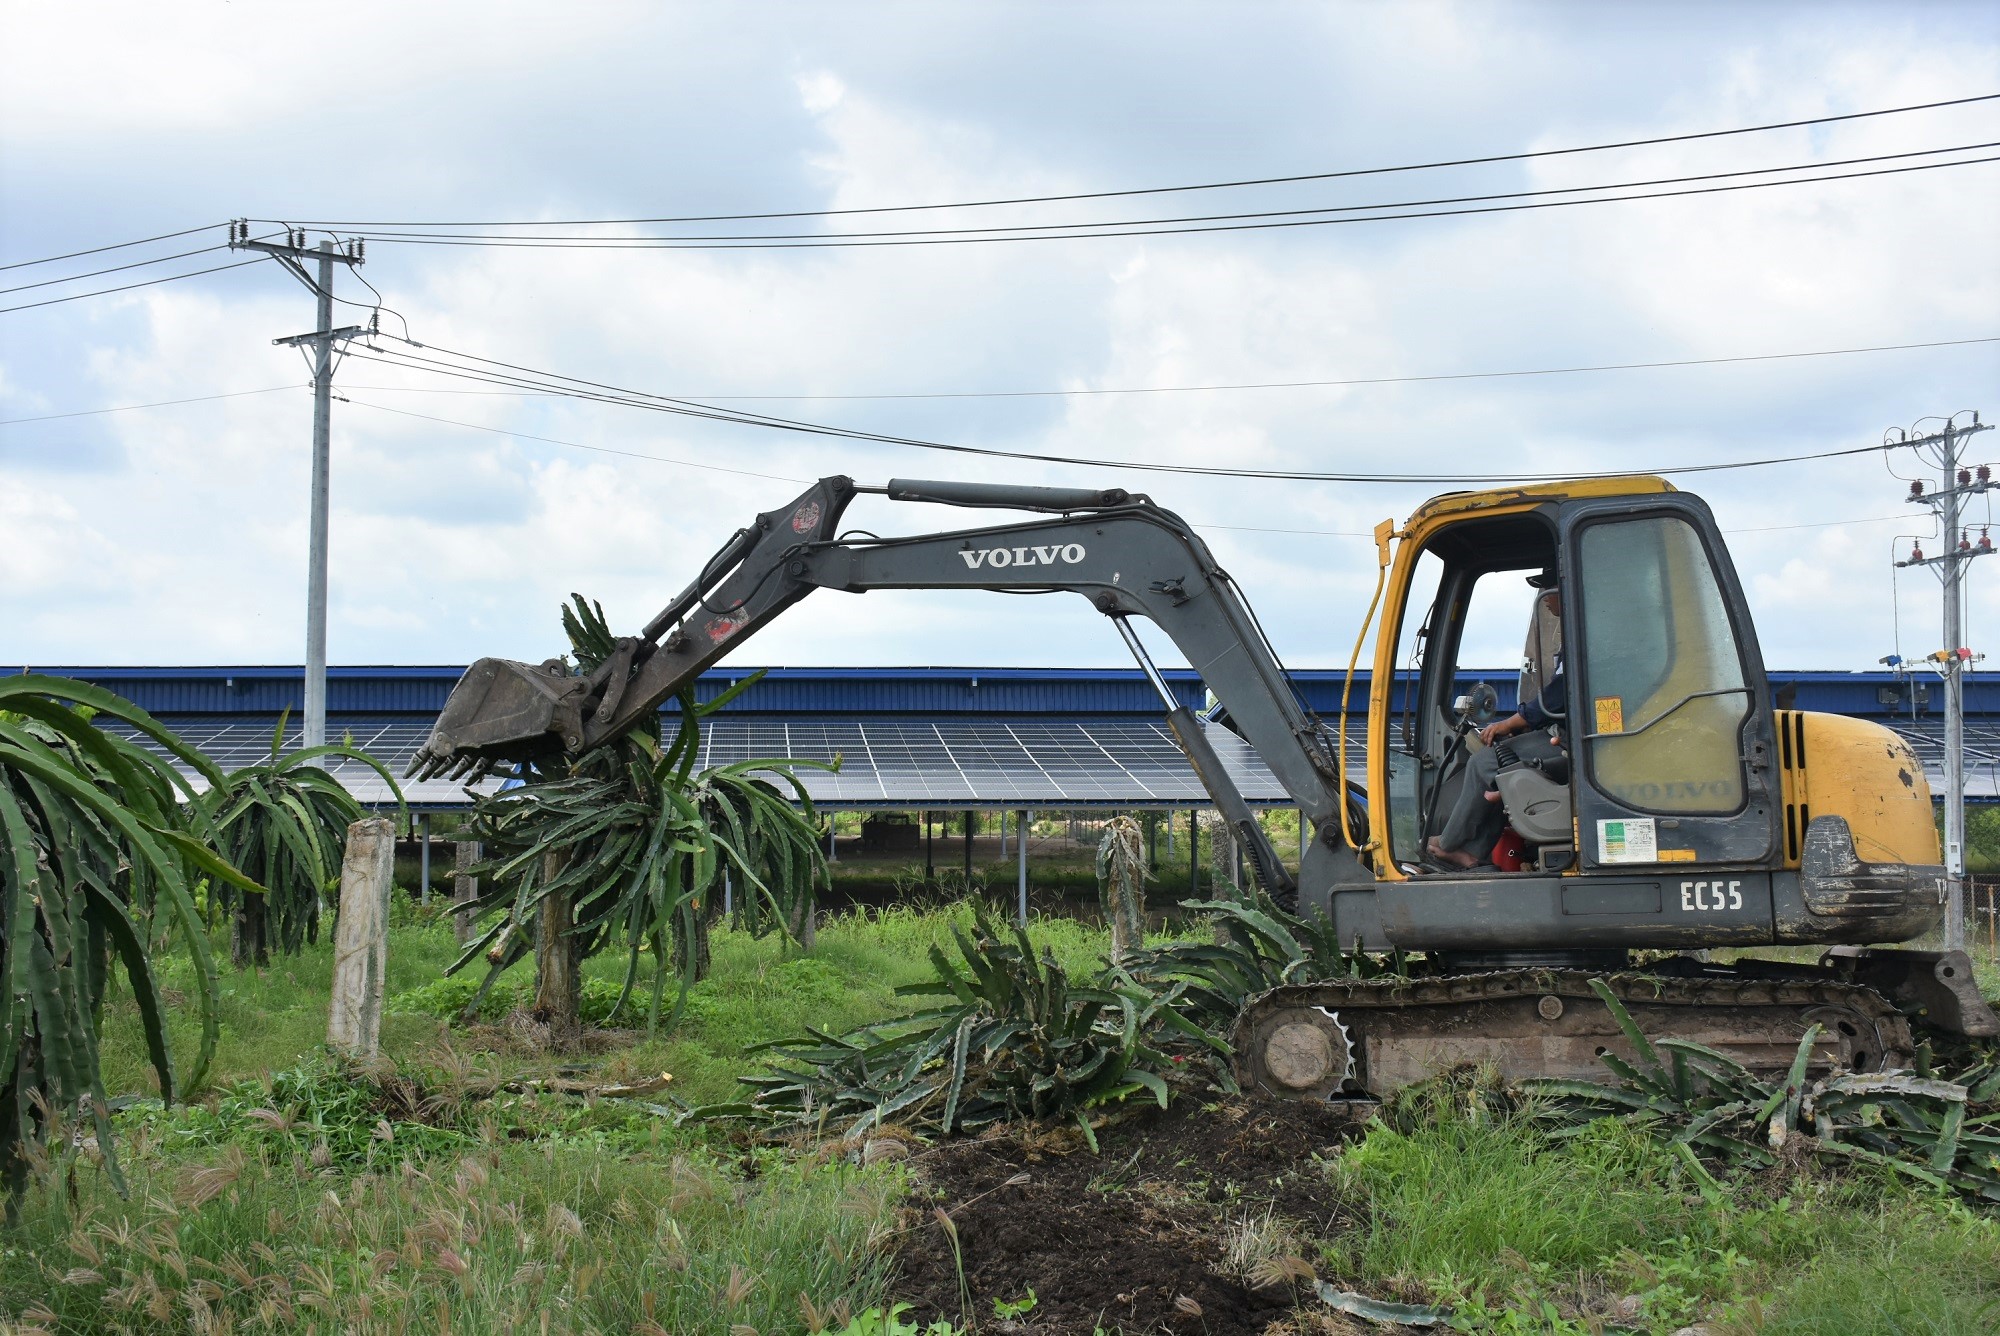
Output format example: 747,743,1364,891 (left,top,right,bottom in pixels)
891,1098,1369,1335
